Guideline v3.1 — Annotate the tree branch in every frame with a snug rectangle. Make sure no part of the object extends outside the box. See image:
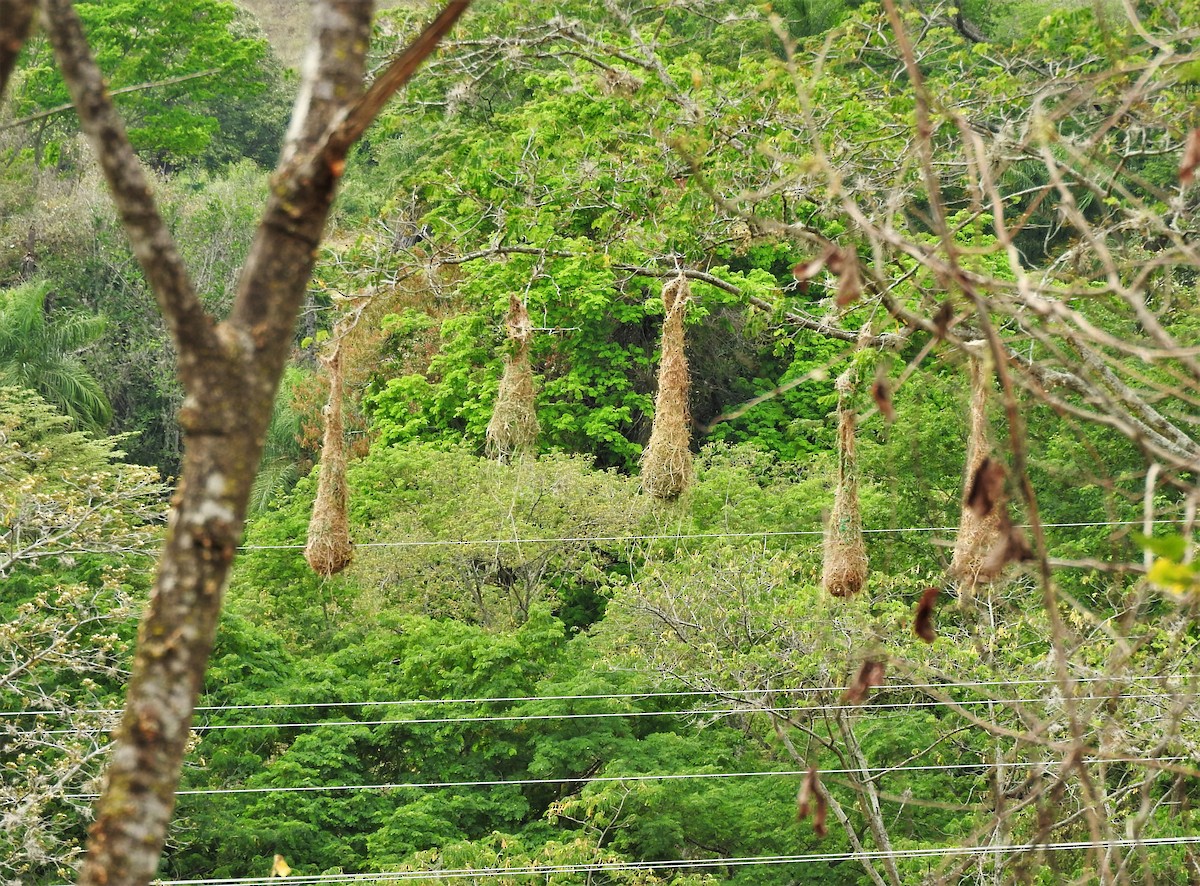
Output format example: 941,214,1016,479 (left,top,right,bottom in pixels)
0,0,35,97
63,3,470,885
39,0,219,367
330,1,471,153
0,68,219,132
